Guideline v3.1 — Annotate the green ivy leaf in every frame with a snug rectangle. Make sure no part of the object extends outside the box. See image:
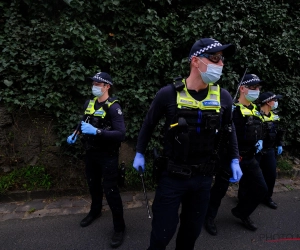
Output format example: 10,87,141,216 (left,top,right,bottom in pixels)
3,80,13,87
